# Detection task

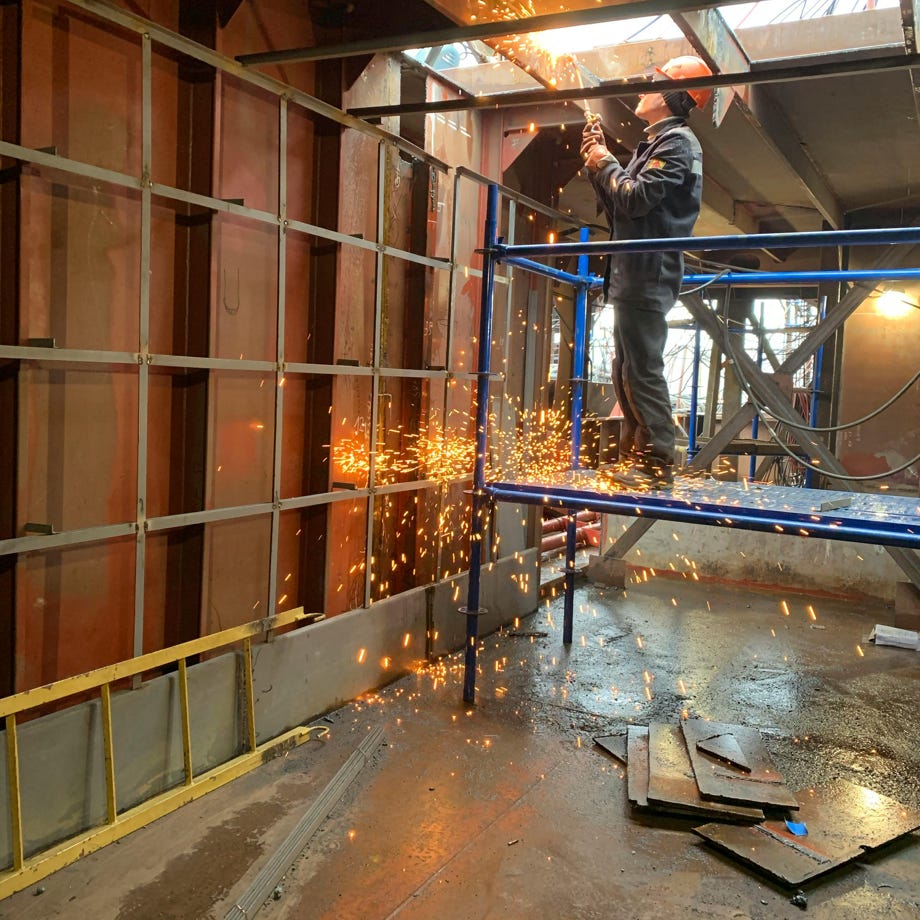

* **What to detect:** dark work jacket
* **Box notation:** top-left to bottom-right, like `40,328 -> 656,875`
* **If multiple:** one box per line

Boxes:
589,116 -> 703,311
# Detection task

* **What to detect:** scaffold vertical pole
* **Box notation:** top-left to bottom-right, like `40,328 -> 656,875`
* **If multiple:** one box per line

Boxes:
687,325 -> 702,459
805,297 -> 827,488
563,228 -> 590,645
462,183 -> 499,704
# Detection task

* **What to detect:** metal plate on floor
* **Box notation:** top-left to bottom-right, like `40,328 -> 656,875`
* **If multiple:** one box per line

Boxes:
595,733 -> 628,765
695,732 -> 751,773
681,719 -> 799,809
646,724 -> 764,822
694,779 -> 920,886
626,725 -> 649,808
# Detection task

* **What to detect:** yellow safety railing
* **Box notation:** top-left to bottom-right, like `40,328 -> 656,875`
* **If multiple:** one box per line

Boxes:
0,607 -> 324,900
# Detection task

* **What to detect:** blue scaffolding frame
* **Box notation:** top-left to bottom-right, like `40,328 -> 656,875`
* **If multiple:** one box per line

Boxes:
461,183 -> 920,703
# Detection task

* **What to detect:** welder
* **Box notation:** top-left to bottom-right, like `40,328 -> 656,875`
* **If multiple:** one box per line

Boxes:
581,55 -> 713,489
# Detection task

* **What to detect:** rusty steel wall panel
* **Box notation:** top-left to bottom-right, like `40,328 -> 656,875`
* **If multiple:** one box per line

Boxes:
22,2 -> 142,176
4,0 -> 514,686
201,514 -> 273,634
16,537 -> 137,689
837,300 -> 920,491
324,58 -> 393,614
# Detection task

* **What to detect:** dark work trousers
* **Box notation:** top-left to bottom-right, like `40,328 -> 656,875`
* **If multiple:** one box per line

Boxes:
611,302 -> 675,465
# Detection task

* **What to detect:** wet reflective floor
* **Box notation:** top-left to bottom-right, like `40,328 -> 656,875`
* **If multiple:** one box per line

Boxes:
4,576 -> 920,920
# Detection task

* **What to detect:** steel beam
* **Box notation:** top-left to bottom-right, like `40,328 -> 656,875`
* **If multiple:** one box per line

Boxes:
899,0 -> 920,136
699,175 -> 758,235
901,0 -> 920,53
349,49 -> 920,118
744,85 -> 843,228
134,34 -> 153,660
669,7 -> 840,231
671,7 -> 750,125
236,0 -> 756,67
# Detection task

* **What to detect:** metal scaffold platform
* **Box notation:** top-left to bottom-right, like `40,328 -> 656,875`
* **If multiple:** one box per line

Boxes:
461,183 -> 920,702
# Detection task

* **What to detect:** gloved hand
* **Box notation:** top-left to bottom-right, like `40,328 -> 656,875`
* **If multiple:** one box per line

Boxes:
583,143 -> 613,172
580,120 -> 606,168
580,119 -> 603,153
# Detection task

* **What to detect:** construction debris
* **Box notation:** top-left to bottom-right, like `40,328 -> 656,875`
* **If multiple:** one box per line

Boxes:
694,779 -> 920,886
593,732 -> 628,764
223,726 -> 385,920
681,719 -> 799,809
694,731 -> 752,773
623,724 -> 762,821
869,624 -> 919,650
596,721 -> 920,890
645,724 -> 764,822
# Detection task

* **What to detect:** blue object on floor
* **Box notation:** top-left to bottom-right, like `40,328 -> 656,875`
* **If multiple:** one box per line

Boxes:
785,819 -> 809,836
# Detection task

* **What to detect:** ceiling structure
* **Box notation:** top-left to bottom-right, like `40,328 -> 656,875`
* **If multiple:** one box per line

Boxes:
239,0 -> 920,247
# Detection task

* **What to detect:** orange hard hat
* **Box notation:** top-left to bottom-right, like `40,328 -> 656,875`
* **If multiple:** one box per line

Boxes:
655,55 -> 713,109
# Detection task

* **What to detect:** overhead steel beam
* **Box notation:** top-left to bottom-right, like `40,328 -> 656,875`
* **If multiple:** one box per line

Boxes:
673,9 -> 844,228
236,0 -> 756,67
900,0 -> 920,139
901,0 -> 920,53
745,85 -> 843,228
671,7 -> 751,125
700,175 -> 758,235
348,48 -> 920,117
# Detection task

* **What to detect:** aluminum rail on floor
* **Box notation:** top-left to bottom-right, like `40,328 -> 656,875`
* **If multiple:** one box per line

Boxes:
460,183 -> 920,703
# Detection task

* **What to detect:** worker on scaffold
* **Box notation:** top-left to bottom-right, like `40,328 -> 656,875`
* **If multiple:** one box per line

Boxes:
581,55 -> 713,490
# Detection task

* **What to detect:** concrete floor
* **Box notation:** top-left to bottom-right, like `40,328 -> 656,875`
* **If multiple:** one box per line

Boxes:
3,572 -> 920,920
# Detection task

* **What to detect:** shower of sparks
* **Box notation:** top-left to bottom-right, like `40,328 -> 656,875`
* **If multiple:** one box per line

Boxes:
490,406 -> 578,483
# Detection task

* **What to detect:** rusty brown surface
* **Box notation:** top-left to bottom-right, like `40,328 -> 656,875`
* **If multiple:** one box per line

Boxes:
594,732 -> 627,765
646,723 -> 764,822
695,778 -> 920,886
694,730 -> 752,773
682,718 -> 799,809
836,302 -> 920,490
626,724 -> 649,808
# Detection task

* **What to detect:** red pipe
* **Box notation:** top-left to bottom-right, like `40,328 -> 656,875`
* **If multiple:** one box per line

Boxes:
541,522 -> 601,553
542,510 -> 599,534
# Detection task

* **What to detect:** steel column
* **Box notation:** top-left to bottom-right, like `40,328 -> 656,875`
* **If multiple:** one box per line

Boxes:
268,96 -> 288,617
804,298 -> 828,489
133,34 -> 153,660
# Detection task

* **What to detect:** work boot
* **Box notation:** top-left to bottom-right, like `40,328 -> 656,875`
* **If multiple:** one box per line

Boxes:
612,459 -> 674,491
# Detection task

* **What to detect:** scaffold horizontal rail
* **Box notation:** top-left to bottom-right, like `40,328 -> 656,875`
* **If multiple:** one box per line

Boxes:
497,225 -> 920,259
486,478 -> 920,551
